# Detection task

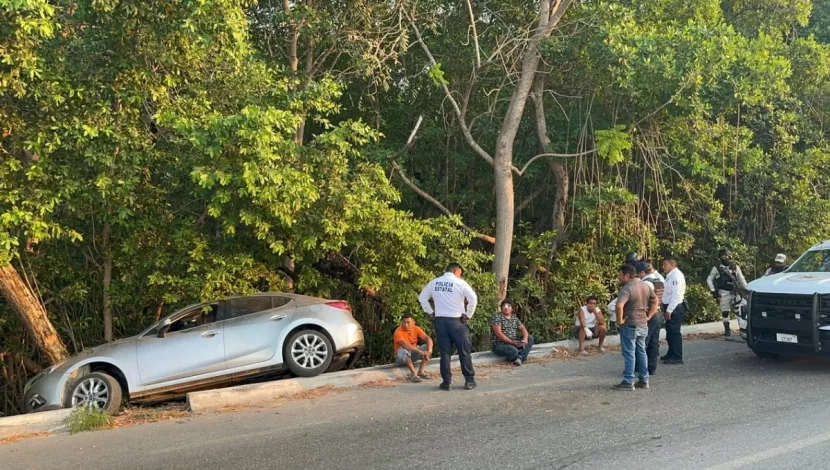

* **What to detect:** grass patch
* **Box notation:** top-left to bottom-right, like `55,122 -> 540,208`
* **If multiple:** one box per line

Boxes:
65,406 -> 113,434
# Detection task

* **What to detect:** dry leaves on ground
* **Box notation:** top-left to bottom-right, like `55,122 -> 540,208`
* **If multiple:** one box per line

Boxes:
0,431 -> 49,445
107,403 -> 191,429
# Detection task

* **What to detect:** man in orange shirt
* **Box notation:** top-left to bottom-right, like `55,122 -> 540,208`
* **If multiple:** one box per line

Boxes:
394,314 -> 434,382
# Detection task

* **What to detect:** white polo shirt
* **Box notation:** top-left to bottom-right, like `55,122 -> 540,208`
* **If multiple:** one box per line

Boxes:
663,268 -> 687,314
418,272 -> 478,319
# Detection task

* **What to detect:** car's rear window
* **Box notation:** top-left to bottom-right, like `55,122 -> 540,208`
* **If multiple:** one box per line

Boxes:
228,296 -> 291,319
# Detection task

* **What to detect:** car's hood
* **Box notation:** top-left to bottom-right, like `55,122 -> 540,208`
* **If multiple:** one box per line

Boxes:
60,335 -> 139,368
748,272 -> 830,295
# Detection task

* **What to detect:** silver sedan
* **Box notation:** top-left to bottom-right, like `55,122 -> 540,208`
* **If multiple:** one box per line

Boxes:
24,293 -> 364,414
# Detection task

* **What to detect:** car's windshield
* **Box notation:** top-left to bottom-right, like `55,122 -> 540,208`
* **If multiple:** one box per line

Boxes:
788,249 -> 830,273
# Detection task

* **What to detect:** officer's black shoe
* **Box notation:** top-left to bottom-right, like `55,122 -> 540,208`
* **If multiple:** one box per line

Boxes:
724,323 -> 732,336
612,381 -> 634,391
660,354 -> 670,361
464,380 -> 477,390
663,358 -> 684,365
439,382 -> 452,391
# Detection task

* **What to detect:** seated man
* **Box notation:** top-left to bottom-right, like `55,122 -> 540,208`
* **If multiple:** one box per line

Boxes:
575,296 -> 608,355
393,314 -> 434,382
491,300 -> 534,366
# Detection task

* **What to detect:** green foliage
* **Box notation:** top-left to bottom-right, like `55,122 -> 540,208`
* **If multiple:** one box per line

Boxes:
684,284 -> 722,324
427,63 -> 450,87
65,406 -> 112,434
595,126 -> 632,164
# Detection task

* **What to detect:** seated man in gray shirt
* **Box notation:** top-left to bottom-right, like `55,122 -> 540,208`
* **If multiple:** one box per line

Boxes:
613,264 -> 659,391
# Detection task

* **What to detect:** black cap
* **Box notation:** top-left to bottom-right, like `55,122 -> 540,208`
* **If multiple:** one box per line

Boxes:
625,252 -> 639,264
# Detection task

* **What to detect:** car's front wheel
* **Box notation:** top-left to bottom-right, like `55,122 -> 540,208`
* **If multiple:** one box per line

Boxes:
285,330 -> 333,377
65,372 -> 123,415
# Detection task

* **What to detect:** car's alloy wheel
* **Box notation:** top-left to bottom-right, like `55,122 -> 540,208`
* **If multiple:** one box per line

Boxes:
71,376 -> 110,409
285,330 -> 334,378
64,371 -> 123,414
291,333 -> 329,369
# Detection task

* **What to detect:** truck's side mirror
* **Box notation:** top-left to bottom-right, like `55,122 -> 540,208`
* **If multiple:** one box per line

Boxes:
157,317 -> 173,338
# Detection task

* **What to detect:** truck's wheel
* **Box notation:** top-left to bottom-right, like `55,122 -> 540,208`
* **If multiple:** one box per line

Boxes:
752,349 -> 780,359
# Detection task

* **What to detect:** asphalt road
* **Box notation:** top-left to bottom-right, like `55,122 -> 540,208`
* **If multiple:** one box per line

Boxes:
4,338 -> 830,470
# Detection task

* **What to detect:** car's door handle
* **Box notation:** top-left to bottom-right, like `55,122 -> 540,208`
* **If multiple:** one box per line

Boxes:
201,330 -> 221,338
269,314 -> 287,321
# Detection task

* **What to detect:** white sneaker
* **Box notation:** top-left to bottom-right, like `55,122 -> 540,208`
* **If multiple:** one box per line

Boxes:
513,358 -> 523,366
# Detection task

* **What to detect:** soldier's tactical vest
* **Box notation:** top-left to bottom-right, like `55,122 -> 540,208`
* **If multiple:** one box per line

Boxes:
716,263 -> 738,291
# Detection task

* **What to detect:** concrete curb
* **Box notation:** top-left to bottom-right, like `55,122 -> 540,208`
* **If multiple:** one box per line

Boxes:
186,321 -> 726,413
0,408 -> 72,440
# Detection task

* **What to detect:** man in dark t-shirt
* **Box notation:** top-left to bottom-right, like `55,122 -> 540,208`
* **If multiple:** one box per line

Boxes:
613,264 -> 658,391
490,300 -> 534,366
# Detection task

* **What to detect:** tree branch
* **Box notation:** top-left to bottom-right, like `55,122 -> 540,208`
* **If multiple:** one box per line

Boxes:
387,117 -> 496,245
516,185 -> 546,213
518,149 -> 596,176
464,0 -> 482,68
405,12 -> 496,168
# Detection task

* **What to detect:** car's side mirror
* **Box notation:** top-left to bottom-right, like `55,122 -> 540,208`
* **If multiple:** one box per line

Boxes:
157,318 -> 173,339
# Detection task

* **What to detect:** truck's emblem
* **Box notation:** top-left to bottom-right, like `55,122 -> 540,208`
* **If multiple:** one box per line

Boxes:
762,312 -> 767,317
795,314 -> 801,320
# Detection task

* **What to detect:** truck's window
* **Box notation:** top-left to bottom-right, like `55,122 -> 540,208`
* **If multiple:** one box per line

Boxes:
789,249 -> 830,273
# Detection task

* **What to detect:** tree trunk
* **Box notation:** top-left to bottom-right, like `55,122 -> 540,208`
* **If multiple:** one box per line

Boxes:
533,64 -> 569,248
0,264 -> 67,364
102,223 -> 113,342
490,0 -> 557,301
282,254 -> 296,292
550,162 -> 569,243
493,160 -> 515,300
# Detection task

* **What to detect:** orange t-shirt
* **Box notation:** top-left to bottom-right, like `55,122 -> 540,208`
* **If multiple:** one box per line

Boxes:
393,325 -> 426,354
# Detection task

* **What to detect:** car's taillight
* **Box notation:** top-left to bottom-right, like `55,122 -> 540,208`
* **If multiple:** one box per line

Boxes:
326,301 -> 352,313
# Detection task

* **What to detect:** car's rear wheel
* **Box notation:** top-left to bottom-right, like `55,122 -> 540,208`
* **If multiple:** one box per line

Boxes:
65,372 -> 123,415
285,330 -> 333,377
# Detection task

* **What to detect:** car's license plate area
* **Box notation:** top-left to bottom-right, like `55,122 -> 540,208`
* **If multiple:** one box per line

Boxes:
776,333 -> 798,344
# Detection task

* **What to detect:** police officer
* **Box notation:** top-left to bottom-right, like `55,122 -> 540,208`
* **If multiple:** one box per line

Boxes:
764,253 -> 789,276
418,263 -> 479,391
706,249 -> 747,337
636,261 -> 665,375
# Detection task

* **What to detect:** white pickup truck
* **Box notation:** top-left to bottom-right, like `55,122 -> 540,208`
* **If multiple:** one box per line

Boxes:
740,241 -> 830,358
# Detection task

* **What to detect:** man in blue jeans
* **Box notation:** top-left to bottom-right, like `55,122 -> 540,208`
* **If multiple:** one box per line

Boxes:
490,299 -> 534,366
613,264 -> 659,391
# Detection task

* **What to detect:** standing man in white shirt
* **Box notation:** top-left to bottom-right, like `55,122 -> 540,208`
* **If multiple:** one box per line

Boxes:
418,263 -> 479,391
661,257 -> 687,365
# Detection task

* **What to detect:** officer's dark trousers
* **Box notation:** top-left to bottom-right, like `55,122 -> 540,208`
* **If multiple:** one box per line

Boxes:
635,313 -> 662,374
663,302 -> 687,360
434,317 -> 475,384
